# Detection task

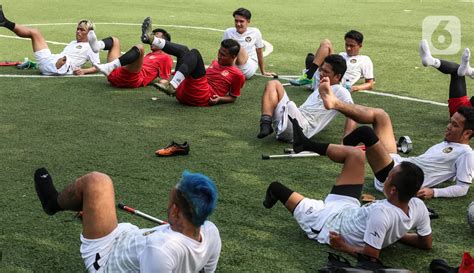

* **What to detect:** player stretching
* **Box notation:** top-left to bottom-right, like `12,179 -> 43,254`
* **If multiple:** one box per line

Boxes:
0,5 -> 99,76
140,17 -> 245,106
89,28 -> 173,88
264,118 -> 432,258
34,169 -> 221,272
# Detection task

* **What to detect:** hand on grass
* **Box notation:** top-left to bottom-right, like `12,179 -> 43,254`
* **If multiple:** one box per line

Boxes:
416,187 -> 434,199
209,95 -> 220,105
73,68 -> 85,75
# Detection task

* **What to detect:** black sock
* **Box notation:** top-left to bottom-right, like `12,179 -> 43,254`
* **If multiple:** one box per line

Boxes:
305,63 -> 319,79
257,115 -> 273,139
374,161 -> 395,183
263,181 -> 294,209
34,168 -> 62,215
290,116 -> 329,155
343,126 -> 379,147
118,46 -> 140,66
305,53 -> 315,70
0,7 -> 15,31
102,37 -> 114,51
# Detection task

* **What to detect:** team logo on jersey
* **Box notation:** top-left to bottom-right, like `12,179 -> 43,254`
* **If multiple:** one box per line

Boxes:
76,45 -> 83,49
443,147 -> 453,153
149,56 -> 156,59
350,59 -> 357,64
142,230 -> 157,236
245,36 -> 252,42
221,70 -> 229,77
305,206 -> 314,215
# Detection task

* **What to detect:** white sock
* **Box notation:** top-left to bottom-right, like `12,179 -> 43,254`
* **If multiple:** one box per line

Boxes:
458,48 -> 474,78
93,59 -> 121,76
419,39 -> 440,68
170,71 -> 185,88
151,37 -> 166,50
88,30 -> 105,53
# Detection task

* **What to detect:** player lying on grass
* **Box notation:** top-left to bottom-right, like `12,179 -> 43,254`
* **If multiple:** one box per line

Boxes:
140,17 -> 245,106
290,30 -> 374,92
89,28 -> 173,88
0,5 -> 99,76
222,7 -> 276,79
294,76 -> 474,199
34,168 -> 221,272
419,39 -> 474,116
263,120 -> 432,258
257,54 -> 356,142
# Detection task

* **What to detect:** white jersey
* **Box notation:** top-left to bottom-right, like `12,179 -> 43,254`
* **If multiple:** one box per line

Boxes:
402,141 -> 473,188
312,53 -> 374,90
299,84 -> 353,137
35,41 -> 99,75
323,198 -> 431,249
60,41 -> 100,70
222,27 -> 264,63
104,221 -> 221,273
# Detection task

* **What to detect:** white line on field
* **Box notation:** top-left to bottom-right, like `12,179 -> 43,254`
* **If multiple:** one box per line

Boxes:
0,74 -> 103,78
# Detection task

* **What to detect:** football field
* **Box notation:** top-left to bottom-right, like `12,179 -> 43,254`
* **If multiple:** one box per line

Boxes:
0,0 -> 473,272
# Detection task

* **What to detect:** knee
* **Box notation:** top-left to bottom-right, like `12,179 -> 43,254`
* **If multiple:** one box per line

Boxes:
30,28 -> 43,39
349,148 -> 366,162
264,80 -> 283,94
320,38 -> 332,49
135,43 -> 145,52
111,36 -> 120,46
81,172 -> 113,191
373,108 -> 391,122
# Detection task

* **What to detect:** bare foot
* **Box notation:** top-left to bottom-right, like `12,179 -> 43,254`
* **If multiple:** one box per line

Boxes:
318,76 -> 338,109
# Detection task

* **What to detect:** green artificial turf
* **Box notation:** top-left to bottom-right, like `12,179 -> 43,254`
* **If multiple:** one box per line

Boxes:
0,0 -> 473,272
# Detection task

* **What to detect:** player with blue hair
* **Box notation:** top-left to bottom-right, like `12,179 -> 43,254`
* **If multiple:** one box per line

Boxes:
33,168 -> 221,272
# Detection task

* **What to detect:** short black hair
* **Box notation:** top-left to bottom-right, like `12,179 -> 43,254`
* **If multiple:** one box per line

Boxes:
221,38 -> 241,57
345,30 -> 364,44
391,162 -> 424,203
324,54 -> 347,80
233,7 -> 251,20
457,106 -> 474,139
152,28 -> 171,42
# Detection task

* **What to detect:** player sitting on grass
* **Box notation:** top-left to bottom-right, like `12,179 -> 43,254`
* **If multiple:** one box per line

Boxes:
263,119 -> 432,258
89,28 -> 173,88
296,76 -> 474,199
419,39 -> 474,116
222,7 -> 276,79
257,54 -> 356,142
0,5 -> 99,76
140,17 -> 246,107
290,30 -> 374,92
34,168 -> 221,272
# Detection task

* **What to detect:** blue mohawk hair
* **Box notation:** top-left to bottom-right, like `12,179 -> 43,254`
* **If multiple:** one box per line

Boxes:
176,171 -> 218,226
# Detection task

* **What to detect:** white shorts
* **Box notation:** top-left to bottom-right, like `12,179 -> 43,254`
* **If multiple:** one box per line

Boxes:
80,223 -> 138,273
272,92 -> 309,142
374,153 -> 403,192
237,58 -> 258,79
293,194 -> 360,243
34,48 -> 72,75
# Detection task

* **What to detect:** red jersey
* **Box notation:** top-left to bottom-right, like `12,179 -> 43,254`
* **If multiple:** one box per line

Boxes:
108,51 -> 173,88
175,60 -> 245,106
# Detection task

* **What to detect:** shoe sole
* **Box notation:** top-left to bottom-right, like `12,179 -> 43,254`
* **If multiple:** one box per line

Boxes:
156,150 -> 189,157
153,83 -> 176,96
141,17 -> 152,44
